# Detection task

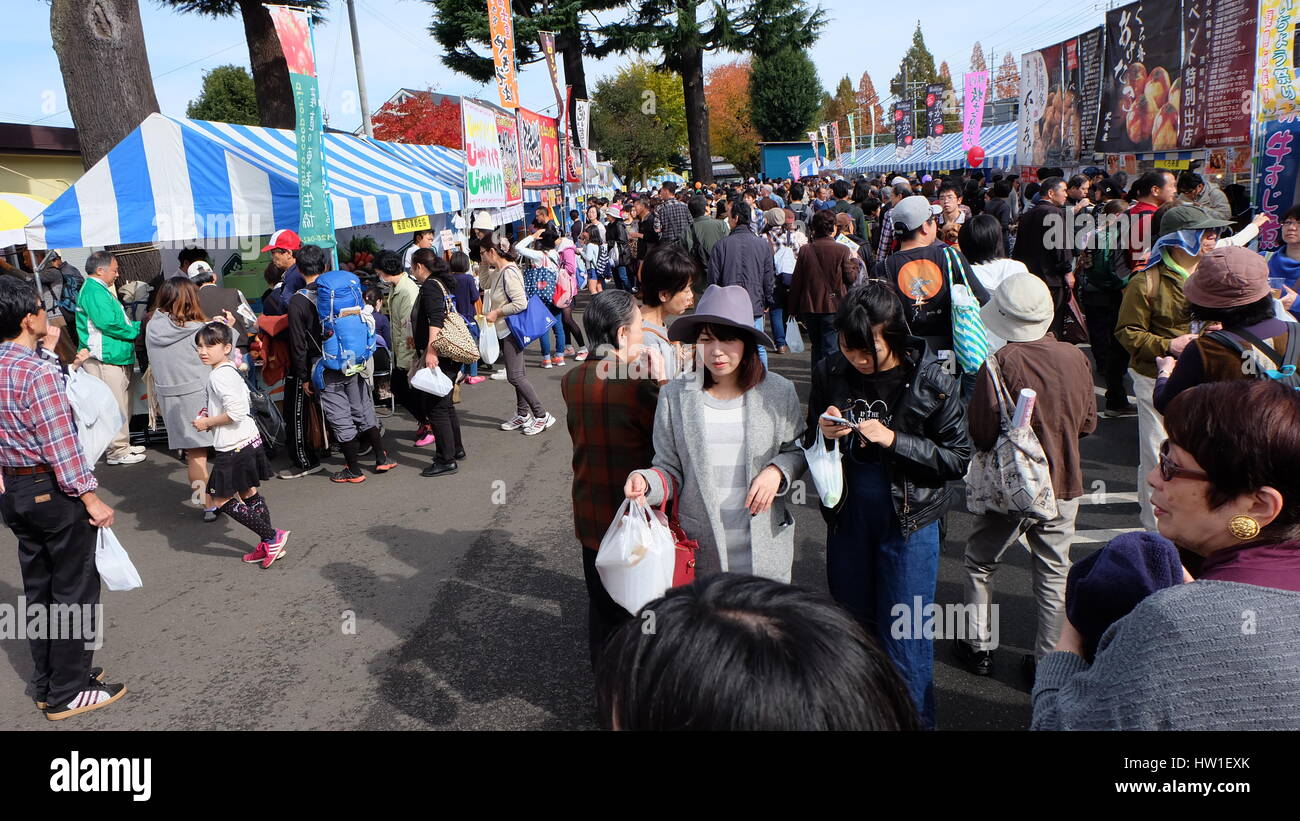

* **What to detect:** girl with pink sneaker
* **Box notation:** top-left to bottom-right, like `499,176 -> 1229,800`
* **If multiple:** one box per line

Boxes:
192,321 -> 289,568
450,252 -> 487,385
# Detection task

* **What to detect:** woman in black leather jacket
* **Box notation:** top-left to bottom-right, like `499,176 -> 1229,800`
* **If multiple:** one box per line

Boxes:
804,281 -> 971,729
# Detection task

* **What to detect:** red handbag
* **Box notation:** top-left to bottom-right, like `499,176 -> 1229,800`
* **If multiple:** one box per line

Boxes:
651,468 -> 699,587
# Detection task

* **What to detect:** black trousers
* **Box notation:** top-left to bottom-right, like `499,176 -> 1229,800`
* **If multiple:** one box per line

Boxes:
582,547 -> 631,668
0,472 -> 98,707
1082,290 -> 1131,409
392,367 -> 431,426
427,358 -> 464,463
284,373 -> 321,471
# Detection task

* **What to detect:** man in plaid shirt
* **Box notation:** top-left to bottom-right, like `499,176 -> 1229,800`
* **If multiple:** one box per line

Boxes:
561,291 -> 662,663
653,182 -> 693,245
0,277 -> 125,720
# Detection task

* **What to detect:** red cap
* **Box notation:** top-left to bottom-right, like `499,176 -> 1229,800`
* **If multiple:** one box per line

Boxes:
261,228 -> 302,254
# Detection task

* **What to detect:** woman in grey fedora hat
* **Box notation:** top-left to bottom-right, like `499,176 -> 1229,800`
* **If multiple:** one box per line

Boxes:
624,285 -> 808,583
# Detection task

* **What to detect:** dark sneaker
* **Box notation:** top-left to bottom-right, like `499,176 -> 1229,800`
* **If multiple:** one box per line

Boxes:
1101,403 -> 1139,418
953,639 -> 993,676
329,467 -> 367,484
35,667 -> 105,710
420,460 -> 459,477
278,464 -> 324,480
44,682 -> 127,720
374,454 -> 398,472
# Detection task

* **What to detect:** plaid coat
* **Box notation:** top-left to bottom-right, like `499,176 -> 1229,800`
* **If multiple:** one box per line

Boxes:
562,359 -> 661,551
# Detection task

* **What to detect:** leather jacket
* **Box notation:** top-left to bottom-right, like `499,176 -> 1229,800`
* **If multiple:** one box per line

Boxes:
805,337 -> 971,535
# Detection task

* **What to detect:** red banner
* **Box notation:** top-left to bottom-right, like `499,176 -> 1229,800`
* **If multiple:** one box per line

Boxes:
518,108 -> 560,187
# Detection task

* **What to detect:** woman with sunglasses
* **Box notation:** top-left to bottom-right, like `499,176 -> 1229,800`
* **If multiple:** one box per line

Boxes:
1033,380 -> 1300,730
808,281 -> 972,729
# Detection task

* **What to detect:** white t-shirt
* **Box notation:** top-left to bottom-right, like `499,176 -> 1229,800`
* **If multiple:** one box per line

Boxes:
205,362 -> 259,452
970,257 -> 1029,294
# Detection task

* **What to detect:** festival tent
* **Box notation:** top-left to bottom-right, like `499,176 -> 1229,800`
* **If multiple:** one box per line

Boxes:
796,122 -> 1020,177
25,113 -> 466,249
365,138 -> 466,192
0,192 -> 51,247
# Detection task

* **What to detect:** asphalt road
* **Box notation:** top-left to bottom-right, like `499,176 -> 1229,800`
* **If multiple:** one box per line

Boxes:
0,297 -> 1144,730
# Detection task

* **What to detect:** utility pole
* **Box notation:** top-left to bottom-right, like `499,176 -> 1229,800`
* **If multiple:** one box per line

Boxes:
346,0 -> 374,138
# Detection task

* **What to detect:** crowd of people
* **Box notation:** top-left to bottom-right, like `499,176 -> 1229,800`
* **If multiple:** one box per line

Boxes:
1,160 -> 1298,729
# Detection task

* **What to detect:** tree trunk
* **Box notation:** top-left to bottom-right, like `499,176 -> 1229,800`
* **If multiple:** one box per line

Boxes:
50,0 -> 161,283
239,0 -> 296,130
557,29 -> 588,131
680,46 -> 713,184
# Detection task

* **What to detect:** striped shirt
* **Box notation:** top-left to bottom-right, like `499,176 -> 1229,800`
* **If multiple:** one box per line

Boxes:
702,392 -> 751,574
0,342 -> 96,496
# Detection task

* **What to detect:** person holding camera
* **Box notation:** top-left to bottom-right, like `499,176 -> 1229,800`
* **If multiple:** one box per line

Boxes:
807,281 -> 972,729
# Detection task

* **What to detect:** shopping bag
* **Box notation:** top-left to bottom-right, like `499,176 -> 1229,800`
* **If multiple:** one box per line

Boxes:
410,366 -> 454,397
505,295 -> 558,348
801,429 -> 844,509
785,316 -> 806,353
478,323 -> 501,365
95,527 -> 142,591
595,498 -> 677,615
964,356 -> 1058,521
943,245 -> 990,374
65,369 -> 125,466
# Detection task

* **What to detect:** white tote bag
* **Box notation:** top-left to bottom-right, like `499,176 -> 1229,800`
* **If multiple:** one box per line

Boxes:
410,366 -> 454,397
96,527 -> 143,591
65,369 -> 126,466
595,498 -> 677,615
477,321 -> 500,365
785,316 -> 806,353
801,429 -> 844,509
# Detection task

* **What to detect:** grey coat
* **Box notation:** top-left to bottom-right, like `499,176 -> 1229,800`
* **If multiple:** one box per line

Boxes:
633,372 -> 808,583
145,312 -> 214,450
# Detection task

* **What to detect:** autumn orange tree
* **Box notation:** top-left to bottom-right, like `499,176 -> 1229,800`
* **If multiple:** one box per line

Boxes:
706,60 -> 760,177
372,92 -> 464,149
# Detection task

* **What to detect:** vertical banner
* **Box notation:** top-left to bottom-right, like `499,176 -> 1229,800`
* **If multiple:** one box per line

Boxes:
486,0 -> 519,109
574,99 -> 591,151
819,123 -> 829,155
461,99 -> 507,208
962,71 -> 990,151
1257,121 -> 1300,251
894,102 -> 914,159
518,108 -> 560,187
832,121 -> 843,160
266,5 -> 333,248
1258,0 -> 1300,119
807,130 -> 821,174
1198,0 -> 1256,148
788,155 -> 801,178
925,83 -> 944,154
496,111 -> 523,206
538,31 -> 565,114
848,112 -> 858,154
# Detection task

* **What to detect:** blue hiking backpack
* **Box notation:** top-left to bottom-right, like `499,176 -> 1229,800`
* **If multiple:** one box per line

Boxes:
306,270 -> 376,386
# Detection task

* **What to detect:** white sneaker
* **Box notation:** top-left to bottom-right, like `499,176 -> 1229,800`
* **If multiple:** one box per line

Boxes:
490,370 -> 508,380
107,452 -> 145,465
128,445 -> 146,455
500,413 -> 533,431
522,412 -> 556,436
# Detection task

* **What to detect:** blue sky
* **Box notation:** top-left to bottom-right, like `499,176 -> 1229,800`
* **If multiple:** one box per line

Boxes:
3,0 -> 1113,132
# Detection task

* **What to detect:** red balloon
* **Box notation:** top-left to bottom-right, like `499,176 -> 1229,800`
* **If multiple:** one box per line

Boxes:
967,146 -> 985,167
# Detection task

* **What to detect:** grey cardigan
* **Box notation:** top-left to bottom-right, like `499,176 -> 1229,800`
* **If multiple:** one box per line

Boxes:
1032,581 -> 1300,730
633,372 -> 808,582
480,262 -> 528,340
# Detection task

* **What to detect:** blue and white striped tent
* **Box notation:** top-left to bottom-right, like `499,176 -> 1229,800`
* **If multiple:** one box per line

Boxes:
25,113 -> 466,249
366,138 -> 466,192
795,123 -> 1020,177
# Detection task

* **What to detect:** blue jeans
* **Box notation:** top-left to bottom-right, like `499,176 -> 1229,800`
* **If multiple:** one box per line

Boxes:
827,454 -> 940,729
616,265 -> 635,293
770,306 -> 787,348
752,316 -> 769,367
538,303 -> 566,359
801,313 -> 839,368
462,319 -> 480,378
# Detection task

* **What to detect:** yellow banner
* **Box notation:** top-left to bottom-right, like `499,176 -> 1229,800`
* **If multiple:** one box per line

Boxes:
393,215 -> 431,234
1154,159 -> 1191,170
487,0 -> 520,109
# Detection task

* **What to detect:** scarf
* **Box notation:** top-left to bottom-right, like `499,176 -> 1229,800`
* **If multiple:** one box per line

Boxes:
1199,539 -> 1300,591
1142,229 -> 1205,275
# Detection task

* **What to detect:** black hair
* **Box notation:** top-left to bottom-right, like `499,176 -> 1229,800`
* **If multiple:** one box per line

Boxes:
695,323 -> 765,392
374,250 -> 403,276
990,180 -> 1011,198
789,182 -> 805,201
295,244 -> 328,278
448,251 -> 471,275
851,179 -> 872,204
0,276 -> 40,340
413,229 -> 435,242
861,197 -> 881,218
411,247 -> 455,293
1039,176 -> 1066,196
1067,174 -> 1089,191
831,179 -> 850,200
661,181 -> 678,194
1177,171 -> 1204,194
810,208 -> 837,239
178,247 -> 210,269
836,280 -> 910,374
729,194 -> 752,226
937,180 -> 962,200
193,320 -> 233,348
714,200 -> 728,220
640,243 -> 698,306
958,214 -> 1006,265
569,209 -> 580,220
1132,170 -> 1173,200
583,289 -> 638,352
688,195 -> 708,219
363,285 -> 383,308
1283,204 -> 1300,225
1186,294 -> 1276,327
595,573 -> 920,731
1024,182 -> 1041,200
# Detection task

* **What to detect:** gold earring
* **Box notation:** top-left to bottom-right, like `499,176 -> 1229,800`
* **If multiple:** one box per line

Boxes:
1227,515 -> 1260,541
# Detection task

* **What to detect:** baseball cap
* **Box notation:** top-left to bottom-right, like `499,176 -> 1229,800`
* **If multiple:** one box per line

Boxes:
891,195 -> 942,231
260,228 -> 302,254
1184,246 -> 1271,308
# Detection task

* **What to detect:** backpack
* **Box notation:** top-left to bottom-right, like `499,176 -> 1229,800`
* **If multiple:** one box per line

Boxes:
56,269 -> 83,315
522,256 -> 559,304
309,269 -> 376,377
1082,226 -> 1128,293
1205,327 -> 1300,389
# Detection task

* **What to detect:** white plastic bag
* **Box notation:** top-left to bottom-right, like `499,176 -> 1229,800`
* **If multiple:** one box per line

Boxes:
596,498 -> 677,615
65,369 -> 126,466
410,366 -> 454,397
785,316 -> 806,353
802,429 -> 844,509
95,527 -> 142,591
478,325 -> 501,365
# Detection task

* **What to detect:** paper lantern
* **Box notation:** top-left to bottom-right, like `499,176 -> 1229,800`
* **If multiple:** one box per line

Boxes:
967,146 -> 985,167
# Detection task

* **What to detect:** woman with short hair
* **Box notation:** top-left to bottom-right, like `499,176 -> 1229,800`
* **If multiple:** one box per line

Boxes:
958,214 -> 1029,294
637,243 -> 697,381
1033,380 -> 1300,730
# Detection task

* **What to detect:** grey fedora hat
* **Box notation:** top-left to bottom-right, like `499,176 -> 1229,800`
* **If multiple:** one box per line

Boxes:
668,284 -> 775,349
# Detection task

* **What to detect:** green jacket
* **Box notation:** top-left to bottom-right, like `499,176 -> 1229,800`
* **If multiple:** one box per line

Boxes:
1115,257 -> 1189,378
832,199 -> 868,241
383,273 -> 420,371
76,276 -> 139,366
682,215 -> 730,265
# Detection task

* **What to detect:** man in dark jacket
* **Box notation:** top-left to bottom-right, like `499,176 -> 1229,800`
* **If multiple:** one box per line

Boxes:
1012,176 -> 1075,333
707,195 -> 776,366
788,209 -> 856,367
830,179 -> 868,240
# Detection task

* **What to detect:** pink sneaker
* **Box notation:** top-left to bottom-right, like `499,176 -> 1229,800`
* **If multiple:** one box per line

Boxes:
415,432 -> 436,447
465,376 -> 487,385
262,530 -> 290,569
243,542 -> 268,564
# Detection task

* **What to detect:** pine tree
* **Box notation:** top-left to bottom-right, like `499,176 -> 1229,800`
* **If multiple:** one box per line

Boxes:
889,22 -> 939,98
186,65 -> 259,125
750,48 -> 821,142
995,52 -> 1020,99
970,42 -> 987,75
857,71 -> 885,134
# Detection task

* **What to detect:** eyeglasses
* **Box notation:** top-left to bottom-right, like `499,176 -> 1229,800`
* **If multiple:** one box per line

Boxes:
1158,440 -> 1209,483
